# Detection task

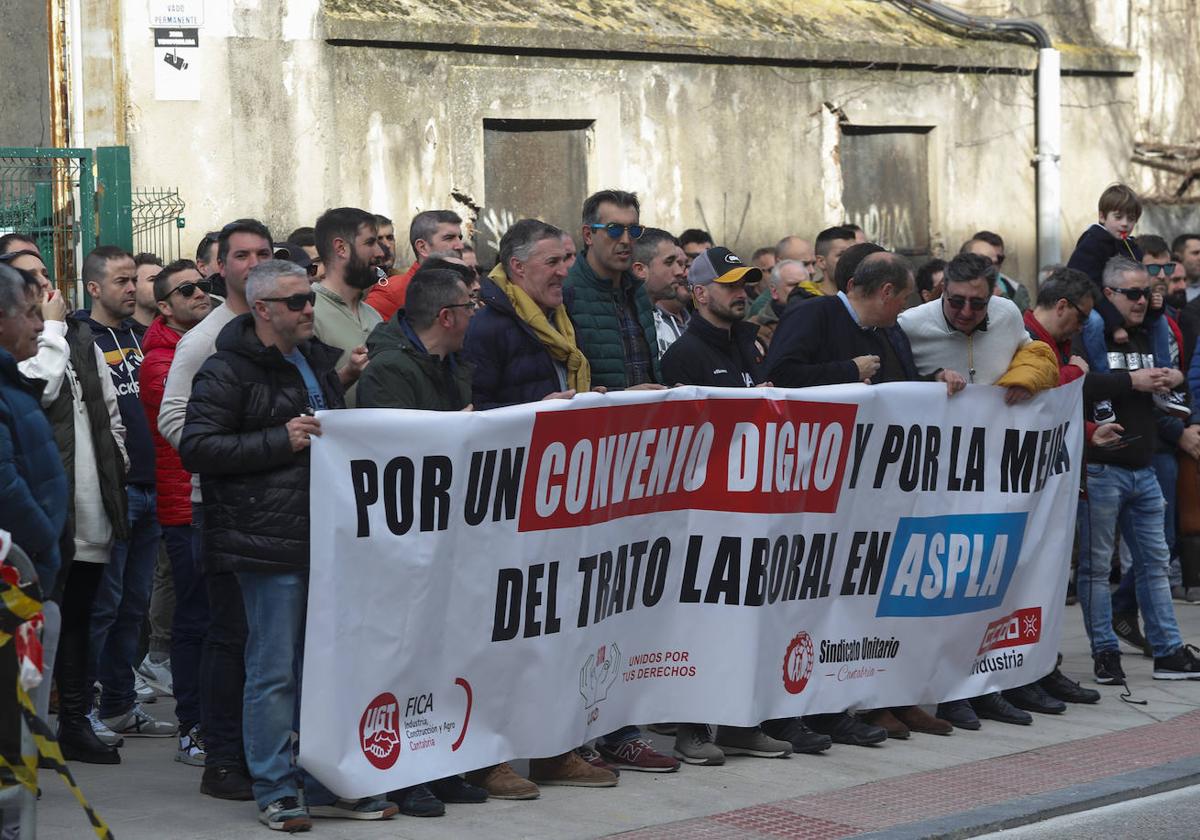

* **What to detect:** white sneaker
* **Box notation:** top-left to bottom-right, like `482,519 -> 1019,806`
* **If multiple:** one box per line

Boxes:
136,654 -> 174,696
101,703 -> 177,737
134,671 -> 157,704
87,709 -> 125,747
175,725 -> 207,766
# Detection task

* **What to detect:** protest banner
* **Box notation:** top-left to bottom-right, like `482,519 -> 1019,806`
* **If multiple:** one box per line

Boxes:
300,380 -> 1082,796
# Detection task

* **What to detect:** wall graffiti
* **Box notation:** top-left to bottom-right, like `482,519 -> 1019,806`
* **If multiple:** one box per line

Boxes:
850,203 -> 916,252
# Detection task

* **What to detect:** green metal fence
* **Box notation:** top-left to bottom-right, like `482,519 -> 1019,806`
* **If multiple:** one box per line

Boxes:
0,148 -> 95,286
132,187 -> 186,261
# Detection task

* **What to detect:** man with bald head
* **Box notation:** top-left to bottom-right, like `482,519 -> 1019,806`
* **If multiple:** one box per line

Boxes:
749,236 -> 817,318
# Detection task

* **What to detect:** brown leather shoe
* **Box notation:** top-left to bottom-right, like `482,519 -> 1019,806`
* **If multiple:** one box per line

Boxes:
529,750 -> 619,787
892,705 -> 954,735
464,763 -> 540,800
862,708 -> 910,739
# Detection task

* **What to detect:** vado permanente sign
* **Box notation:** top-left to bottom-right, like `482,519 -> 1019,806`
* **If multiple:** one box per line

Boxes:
301,381 -> 1081,796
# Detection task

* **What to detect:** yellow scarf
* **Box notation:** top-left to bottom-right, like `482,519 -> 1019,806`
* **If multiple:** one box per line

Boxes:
487,264 -> 591,393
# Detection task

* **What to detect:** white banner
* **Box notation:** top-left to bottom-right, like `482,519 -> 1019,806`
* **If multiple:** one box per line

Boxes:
301,380 -> 1082,796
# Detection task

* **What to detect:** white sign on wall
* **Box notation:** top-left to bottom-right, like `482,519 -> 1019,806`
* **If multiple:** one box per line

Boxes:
153,28 -> 200,101
149,0 -> 205,27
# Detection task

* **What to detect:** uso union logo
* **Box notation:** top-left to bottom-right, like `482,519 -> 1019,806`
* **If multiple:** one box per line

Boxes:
360,692 -> 401,770
782,632 -> 815,695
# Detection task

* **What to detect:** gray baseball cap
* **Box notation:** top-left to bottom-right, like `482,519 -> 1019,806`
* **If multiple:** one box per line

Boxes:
687,247 -> 762,287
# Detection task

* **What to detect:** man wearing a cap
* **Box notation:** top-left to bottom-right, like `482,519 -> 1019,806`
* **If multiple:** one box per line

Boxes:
311,207 -> 379,406
661,248 -> 762,388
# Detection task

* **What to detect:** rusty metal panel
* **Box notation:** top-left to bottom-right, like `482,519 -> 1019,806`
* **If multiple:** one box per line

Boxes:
479,119 -> 591,266
841,126 -> 931,256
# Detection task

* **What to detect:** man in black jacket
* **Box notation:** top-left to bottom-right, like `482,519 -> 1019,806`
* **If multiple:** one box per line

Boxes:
180,260 -> 396,832
661,247 -> 762,388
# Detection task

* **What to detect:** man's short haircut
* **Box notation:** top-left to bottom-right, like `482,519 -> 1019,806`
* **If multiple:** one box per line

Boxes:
499,219 -> 564,275
134,252 -> 163,268
0,263 -> 29,316
82,245 -> 133,286
1035,266 -> 1093,308
582,190 -> 641,226
246,259 -> 307,309
405,268 -> 469,330
751,246 -> 774,262
841,222 -> 865,235
815,225 -> 857,257
1102,255 -> 1147,289
288,226 -> 316,247
633,228 -> 678,265
677,228 -> 713,248
153,259 -> 200,302
851,253 -> 911,296
373,214 -> 393,227
409,210 -> 463,252
943,252 -> 998,292
314,207 -> 376,262
835,242 -> 887,291
1138,234 -> 1170,258
971,230 -> 1005,249
0,233 -> 37,256
421,257 -> 476,285
194,231 -> 220,263
915,258 -> 947,295
217,218 -> 272,263
769,260 -> 805,290
1098,183 -> 1142,220
1171,233 -> 1200,258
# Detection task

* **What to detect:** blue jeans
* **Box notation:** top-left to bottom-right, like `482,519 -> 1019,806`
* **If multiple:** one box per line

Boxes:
238,570 -> 335,809
92,485 -> 162,717
1082,310 -> 1171,373
163,524 -> 209,732
1112,451 -> 1183,614
1078,463 -> 1183,657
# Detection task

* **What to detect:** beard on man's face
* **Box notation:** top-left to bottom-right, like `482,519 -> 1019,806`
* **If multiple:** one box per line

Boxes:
1167,290 -> 1187,311
345,252 -> 379,290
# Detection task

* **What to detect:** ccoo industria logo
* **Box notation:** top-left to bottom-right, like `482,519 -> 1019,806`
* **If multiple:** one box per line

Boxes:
876,513 -> 1027,617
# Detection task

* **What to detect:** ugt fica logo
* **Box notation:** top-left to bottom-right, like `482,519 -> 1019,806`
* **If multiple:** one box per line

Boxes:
359,692 -> 401,770
580,642 -> 621,710
782,632 -> 815,695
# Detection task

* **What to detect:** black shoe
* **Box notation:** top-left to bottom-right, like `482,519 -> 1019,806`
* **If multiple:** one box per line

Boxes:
200,764 -> 255,801
1003,682 -> 1066,715
970,692 -> 1032,725
1065,578 -> 1078,606
56,715 -> 121,765
804,712 -> 887,746
760,717 -> 833,754
1153,644 -> 1200,680
1113,612 -> 1152,658
388,783 -> 446,817
429,775 -> 488,803
1094,649 -> 1126,685
936,699 -> 981,731
1039,668 -> 1101,704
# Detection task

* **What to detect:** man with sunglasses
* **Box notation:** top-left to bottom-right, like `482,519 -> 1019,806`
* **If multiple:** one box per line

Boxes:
564,189 -> 663,391
138,259 -> 213,765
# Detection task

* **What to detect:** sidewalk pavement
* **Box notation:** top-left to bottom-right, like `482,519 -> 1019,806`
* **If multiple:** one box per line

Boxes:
36,603 -> 1200,839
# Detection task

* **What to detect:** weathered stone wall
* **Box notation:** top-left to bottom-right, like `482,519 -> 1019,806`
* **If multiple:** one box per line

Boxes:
0,0 -> 51,148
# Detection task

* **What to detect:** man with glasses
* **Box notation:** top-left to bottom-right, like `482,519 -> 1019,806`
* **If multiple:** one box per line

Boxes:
966,231 -> 1031,313
564,189 -> 664,391
1077,256 -> 1200,685
180,260 -> 397,831
311,207 -> 379,406
138,259 -> 213,765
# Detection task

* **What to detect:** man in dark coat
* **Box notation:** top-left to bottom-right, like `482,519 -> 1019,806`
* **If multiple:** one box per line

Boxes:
180,260 -> 396,832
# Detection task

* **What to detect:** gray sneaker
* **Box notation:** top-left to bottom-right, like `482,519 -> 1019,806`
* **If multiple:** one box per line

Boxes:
101,703 -> 177,737
673,723 -> 724,765
133,671 -> 157,704
176,725 -> 207,766
715,725 -> 792,758
86,709 -> 125,747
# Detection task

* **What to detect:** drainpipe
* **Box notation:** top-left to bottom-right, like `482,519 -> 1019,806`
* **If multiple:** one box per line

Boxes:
892,1 -> 1060,270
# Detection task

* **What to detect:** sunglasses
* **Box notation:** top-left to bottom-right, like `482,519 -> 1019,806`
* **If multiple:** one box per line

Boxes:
1110,287 -> 1150,301
441,301 -> 478,314
588,223 -> 645,240
945,295 -> 988,312
259,291 -> 316,311
157,279 -> 212,302
1145,263 -> 1177,277
305,262 -> 320,277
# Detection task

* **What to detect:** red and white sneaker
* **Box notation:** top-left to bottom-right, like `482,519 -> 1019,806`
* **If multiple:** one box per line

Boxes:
597,737 -> 680,773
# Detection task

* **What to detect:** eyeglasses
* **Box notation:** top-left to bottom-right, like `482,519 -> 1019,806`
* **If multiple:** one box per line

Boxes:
1145,263 -> 1177,277
441,302 -> 478,315
1067,299 -> 1088,322
258,291 -> 316,311
157,279 -> 211,302
305,262 -> 320,277
1111,287 -> 1150,301
945,295 -> 988,312
588,223 -> 645,240
994,254 -> 1006,267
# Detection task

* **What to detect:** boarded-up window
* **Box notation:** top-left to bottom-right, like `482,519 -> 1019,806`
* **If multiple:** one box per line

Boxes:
841,126 -> 932,256
479,119 -> 592,267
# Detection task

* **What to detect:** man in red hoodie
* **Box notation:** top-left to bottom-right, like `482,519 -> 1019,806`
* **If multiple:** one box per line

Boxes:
139,258 -> 213,765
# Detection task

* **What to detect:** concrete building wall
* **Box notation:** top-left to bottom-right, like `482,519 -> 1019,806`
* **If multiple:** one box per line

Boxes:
0,0 -> 51,148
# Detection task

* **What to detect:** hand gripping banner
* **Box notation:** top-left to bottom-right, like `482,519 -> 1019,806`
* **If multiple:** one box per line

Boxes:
301,380 -> 1082,796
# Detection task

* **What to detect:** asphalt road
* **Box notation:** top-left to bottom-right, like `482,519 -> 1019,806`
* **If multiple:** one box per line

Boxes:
980,783 -> 1200,839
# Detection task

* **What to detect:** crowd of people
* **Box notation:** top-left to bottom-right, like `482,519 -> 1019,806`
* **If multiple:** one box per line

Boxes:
3,182 -> 1200,833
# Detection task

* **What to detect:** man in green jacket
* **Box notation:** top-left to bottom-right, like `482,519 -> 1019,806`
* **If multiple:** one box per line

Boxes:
564,190 -> 663,389
356,268 -> 474,411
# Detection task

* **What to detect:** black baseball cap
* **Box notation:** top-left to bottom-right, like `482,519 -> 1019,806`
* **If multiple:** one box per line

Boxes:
687,247 -> 762,287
